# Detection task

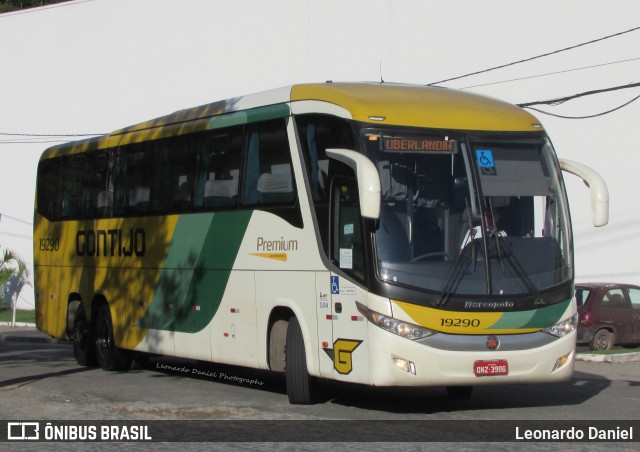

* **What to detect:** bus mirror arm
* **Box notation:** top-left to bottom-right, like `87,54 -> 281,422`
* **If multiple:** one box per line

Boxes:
559,159 -> 609,227
326,148 -> 381,219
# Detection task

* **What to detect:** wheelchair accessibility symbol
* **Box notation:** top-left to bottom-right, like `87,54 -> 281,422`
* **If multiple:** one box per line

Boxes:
331,276 -> 339,294
476,149 -> 496,175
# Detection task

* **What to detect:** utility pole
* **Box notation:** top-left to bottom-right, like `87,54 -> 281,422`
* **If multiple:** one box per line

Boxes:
11,292 -> 16,327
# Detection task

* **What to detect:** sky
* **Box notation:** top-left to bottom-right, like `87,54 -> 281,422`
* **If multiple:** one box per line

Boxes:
1,0 -> 639,308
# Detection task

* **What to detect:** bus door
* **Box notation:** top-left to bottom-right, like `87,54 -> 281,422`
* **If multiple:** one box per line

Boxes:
326,178 -> 369,382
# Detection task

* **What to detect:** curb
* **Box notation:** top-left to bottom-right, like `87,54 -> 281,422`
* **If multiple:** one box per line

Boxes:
0,334 -> 62,344
575,352 -> 640,363
0,322 -> 37,327
0,323 -> 63,344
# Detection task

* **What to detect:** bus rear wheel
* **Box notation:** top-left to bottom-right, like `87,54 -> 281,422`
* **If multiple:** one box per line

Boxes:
285,316 -> 315,404
72,303 -> 96,367
94,304 -> 132,371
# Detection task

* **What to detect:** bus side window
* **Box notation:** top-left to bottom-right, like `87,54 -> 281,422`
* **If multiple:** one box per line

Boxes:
296,114 -> 356,257
195,126 -> 242,210
331,178 -> 365,282
36,158 -> 60,220
242,119 -> 295,206
60,154 -> 86,219
114,147 -> 151,216
85,152 -> 111,218
296,114 -> 354,204
158,138 -> 196,213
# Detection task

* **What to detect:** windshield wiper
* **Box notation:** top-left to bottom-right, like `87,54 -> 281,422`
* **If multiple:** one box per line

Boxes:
493,234 -> 546,305
436,201 -> 477,307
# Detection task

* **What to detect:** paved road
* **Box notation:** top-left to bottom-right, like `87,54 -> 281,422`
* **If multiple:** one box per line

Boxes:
1,325 -> 639,450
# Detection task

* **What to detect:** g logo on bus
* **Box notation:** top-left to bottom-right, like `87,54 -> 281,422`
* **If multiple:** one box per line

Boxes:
323,339 -> 362,375
485,335 -> 500,351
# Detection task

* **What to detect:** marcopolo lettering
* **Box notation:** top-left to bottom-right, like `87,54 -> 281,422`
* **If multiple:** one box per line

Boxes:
76,228 -> 145,257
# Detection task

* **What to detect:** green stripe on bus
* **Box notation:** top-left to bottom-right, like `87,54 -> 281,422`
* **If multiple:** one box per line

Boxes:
138,210 -> 252,332
520,298 -> 571,329
488,298 -> 571,330
208,104 -> 290,130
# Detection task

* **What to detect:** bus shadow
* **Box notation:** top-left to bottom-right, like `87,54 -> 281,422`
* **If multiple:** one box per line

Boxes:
319,369 -> 616,413
133,353 -> 624,414
134,354 -> 288,397
0,366 -> 94,390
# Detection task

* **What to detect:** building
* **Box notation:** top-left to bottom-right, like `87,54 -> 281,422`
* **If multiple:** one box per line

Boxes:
1,0 -> 639,309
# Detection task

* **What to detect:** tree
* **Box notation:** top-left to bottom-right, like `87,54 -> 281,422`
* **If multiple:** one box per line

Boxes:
0,248 -> 32,327
0,248 -> 19,289
0,1 -> 71,14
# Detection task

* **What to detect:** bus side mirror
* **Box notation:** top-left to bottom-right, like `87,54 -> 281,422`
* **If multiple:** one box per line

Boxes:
326,148 -> 381,219
559,159 -> 609,227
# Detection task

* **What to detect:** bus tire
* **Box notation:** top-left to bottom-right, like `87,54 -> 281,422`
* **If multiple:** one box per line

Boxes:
446,385 -> 473,399
268,319 -> 288,372
94,304 -> 132,371
285,316 -> 314,404
72,303 -> 97,367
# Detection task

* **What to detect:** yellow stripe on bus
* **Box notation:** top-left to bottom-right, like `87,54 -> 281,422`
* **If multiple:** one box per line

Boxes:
393,300 -> 540,335
291,83 -> 541,132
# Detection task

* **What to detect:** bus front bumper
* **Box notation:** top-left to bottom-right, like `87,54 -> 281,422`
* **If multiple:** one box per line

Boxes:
366,326 -> 576,387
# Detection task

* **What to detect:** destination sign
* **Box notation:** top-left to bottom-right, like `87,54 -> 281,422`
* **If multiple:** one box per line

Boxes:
373,135 -> 456,153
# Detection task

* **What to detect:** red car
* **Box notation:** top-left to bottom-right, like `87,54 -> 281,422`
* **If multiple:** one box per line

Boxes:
575,283 -> 640,350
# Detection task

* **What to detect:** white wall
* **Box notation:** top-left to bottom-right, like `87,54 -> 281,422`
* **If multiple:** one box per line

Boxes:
1,0 -> 639,308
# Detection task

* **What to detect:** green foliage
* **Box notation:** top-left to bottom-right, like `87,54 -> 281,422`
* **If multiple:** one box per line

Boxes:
0,308 -> 35,323
0,248 -> 18,288
0,247 -> 31,310
583,346 -> 640,355
0,1 -> 71,14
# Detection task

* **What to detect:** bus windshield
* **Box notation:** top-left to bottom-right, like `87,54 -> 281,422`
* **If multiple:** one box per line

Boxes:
362,128 -> 572,297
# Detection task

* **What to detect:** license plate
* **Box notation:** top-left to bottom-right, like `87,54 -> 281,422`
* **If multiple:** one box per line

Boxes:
474,360 -> 508,377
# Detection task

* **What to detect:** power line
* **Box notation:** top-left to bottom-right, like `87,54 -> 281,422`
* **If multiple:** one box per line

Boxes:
0,132 -> 102,145
0,213 -> 33,226
428,25 -> 640,86
0,140 -> 72,145
459,57 -> 640,89
0,132 -> 103,137
17,293 -> 35,309
526,94 -> 640,119
518,82 -> 640,107
518,82 -> 640,119
0,231 -> 33,240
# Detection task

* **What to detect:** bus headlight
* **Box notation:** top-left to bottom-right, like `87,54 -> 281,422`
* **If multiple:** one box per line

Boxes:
543,313 -> 578,338
356,301 -> 435,340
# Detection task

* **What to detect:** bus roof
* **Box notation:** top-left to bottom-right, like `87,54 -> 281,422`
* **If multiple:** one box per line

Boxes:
290,83 -> 541,132
40,82 -> 542,159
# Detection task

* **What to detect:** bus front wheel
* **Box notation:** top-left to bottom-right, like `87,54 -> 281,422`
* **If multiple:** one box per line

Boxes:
94,304 -> 132,371
285,316 -> 315,404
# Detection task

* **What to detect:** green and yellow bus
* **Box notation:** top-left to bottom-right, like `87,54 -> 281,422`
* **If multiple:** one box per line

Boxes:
34,83 -> 608,403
